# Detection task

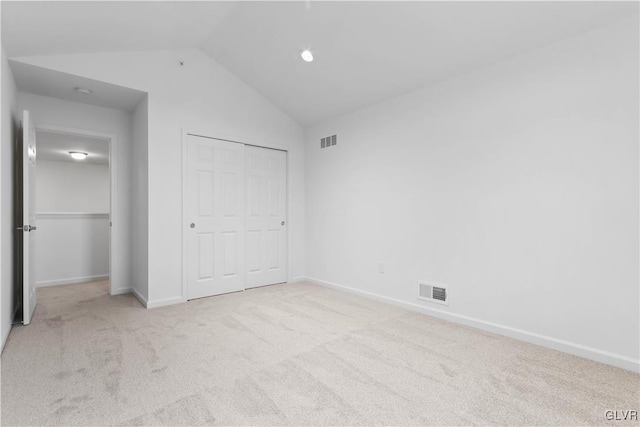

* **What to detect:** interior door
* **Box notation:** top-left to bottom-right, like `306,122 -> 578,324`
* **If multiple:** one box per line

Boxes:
245,145 -> 287,288
20,110 -> 37,324
186,135 -> 245,299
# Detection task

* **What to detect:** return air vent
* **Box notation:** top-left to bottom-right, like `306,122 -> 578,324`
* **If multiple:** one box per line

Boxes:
418,281 -> 448,305
321,134 -> 337,149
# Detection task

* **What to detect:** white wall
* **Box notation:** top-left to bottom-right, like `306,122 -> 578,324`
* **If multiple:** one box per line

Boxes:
1,47 -> 18,351
17,93 -> 133,294
13,48 -> 306,307
131,96 -> 148,302
35,213 -> 109,287
37,160 -> 109,212
305,18 -> 639,371
35,160 -> 109,286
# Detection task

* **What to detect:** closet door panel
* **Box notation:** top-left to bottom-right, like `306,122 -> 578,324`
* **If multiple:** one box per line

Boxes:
245,146 -> 287,288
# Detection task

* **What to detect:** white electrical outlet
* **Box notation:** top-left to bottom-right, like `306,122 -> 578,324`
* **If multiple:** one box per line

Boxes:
378,262 -> 385,273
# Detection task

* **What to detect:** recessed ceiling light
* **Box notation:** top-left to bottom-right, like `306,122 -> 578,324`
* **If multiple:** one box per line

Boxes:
69,151 -> 88,160
74,87 -> 92,95
300,49 -> 314,63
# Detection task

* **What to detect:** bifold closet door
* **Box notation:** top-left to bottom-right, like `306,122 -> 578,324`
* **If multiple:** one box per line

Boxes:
186,135 -> 245,300
245,146 -> 287,288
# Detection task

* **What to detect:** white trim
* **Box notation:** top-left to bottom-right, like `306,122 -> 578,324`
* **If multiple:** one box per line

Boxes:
181,128 -> 294,303
36,212 -> 109,219
285,150 -> 293,286
147,296 -> 184,309
304,276 -> 640,373
182,129 -> 188,302
34,123 -> 117,297
36,274 -> 109,287
132,287 -> 148,308
1,322 -> 11,355
289,276 -> 307,283
110,287 -> 132,296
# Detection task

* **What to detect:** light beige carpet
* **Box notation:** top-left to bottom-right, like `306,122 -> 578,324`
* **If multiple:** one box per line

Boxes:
0,280 -> 638,426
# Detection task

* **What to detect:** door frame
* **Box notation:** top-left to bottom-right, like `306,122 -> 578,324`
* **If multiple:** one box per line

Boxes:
181,128 -> 292,302
34,123 -> 117,295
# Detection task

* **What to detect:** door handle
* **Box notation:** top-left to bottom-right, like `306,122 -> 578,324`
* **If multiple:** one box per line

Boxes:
281,221 -> 285,226
190,223 -> 196,229
16,225 -> 37,232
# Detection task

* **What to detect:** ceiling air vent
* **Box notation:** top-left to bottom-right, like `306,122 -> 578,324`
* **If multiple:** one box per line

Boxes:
321,134 -> 337,149
418,281 -> 448,305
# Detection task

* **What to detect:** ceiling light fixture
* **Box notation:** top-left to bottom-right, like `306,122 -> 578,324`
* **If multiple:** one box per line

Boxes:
300,49 -> 314,62
74,87 -> 92,95
69,151 -> 88,160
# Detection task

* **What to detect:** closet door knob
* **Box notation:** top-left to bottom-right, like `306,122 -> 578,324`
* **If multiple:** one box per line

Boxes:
190,223 -> 195,229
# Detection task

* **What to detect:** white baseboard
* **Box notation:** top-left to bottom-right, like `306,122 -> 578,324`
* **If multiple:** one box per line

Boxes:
146,296 -> 184,309
289,276 -> 308,283
1,323 -> 12,354
110,287 -> 132,296
130,289 -> 182,309
131,288 -> 148,308
304,276 -> 640,373
36,275 -> 109,287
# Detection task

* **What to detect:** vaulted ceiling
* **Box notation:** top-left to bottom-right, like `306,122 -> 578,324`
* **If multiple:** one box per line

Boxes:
3,1 -> 637,126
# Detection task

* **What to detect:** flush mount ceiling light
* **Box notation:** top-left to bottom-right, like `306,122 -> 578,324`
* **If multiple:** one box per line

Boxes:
74,87 -> 92,95
300,49 -> 314,62
69,151 -> 88,160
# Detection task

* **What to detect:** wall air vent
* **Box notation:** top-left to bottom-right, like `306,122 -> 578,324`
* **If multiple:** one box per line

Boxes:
418,281 -> 448,305
321,134 -> 337,149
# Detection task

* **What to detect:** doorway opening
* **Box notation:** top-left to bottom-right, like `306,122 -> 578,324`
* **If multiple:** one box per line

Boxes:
34,127 -> 114,297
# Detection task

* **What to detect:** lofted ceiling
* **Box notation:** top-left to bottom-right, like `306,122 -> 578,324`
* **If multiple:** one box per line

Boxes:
1,1 -> 236,57
3,1 -> 638,126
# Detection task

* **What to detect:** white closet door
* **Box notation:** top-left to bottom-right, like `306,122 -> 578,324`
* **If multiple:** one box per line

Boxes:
245,145 -> 287,288
186,135 -> 245,300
